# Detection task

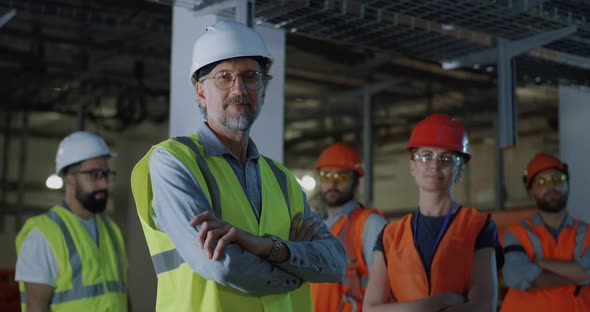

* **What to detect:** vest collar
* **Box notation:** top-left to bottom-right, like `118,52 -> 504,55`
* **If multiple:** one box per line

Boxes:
531,212 -> 574,228
197,122 -> 260,161
325,199 -> 359,227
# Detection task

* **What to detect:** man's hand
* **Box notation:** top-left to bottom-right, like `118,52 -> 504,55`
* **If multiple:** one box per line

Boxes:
189,211 -> 246,260
433,292 -> 466,310
289,212 -> 327,241
189,211 -> 273,260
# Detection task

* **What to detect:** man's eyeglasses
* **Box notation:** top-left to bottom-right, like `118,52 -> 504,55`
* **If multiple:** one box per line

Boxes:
413,152 -> 460,167
319,171 -> 353,184
71,169 -> 116,182
533,173 -> 567,188
200,71 -> 269,91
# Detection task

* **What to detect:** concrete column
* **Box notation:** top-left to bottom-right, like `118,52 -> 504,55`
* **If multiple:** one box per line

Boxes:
559,86 -> 590,222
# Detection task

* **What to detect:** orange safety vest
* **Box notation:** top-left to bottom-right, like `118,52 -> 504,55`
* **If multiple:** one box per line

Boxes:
382,207 -> 487,301
311,208 -> 386,312
500,216 -> 590,312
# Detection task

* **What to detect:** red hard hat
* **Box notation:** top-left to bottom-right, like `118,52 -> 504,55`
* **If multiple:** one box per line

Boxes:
523,153 -> 568,189
406,114 -> 471,163
315,143 -> 364,177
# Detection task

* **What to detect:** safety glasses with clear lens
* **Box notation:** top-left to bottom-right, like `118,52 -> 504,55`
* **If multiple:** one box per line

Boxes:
413,152 -> 460,167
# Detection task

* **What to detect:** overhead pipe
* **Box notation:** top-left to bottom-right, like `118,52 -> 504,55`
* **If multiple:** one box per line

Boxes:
16,110 -> 30,229
362,82 -> 373,207
0,110 -> 12,232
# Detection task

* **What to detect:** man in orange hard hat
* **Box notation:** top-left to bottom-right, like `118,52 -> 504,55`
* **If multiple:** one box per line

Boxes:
311,142 -> 388,312
501,153 -> 590,312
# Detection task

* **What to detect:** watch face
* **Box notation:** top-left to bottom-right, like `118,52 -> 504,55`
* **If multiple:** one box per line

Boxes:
267,236 -> 283,261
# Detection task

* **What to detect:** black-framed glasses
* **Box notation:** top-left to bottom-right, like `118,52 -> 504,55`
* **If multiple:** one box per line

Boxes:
200,70 -> 269,91
413,152 -> 460,167
71,169 -> 116,181
533,173 -> 567,188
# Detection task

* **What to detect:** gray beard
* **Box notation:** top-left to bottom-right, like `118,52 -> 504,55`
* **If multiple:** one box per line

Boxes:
220,96 -> 261,131
221,108 -> 257,131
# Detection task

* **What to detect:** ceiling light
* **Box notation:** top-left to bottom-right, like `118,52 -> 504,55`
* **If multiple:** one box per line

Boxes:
46,174 -> 63,190
300,175 -> 316,192
441,24 -> 456,31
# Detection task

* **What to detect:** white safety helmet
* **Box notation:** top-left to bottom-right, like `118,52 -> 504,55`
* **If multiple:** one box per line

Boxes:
55,131 -> 115,176
190,20 -> 273,85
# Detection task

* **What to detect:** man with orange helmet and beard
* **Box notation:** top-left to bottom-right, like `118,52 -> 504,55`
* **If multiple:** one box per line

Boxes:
501,153 -> 590,311
311,142 -> 388,312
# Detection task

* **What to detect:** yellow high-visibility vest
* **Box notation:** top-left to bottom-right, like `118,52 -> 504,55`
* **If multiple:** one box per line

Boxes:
16,206 -> 127,311
131,134 -> 312,312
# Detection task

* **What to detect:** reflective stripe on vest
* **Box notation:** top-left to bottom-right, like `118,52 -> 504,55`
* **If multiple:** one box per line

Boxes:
173,136 -> 222,217
101,214 -> 125,284
520,220 -> 544,260
520,219 -> 588,259
575,222 -> 588,257
338,224 -> 369,288
21,211 -> 126,304
149,137 -> 293,275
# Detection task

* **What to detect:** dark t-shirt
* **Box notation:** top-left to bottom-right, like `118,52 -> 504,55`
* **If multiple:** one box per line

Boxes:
374,208 -> 504,278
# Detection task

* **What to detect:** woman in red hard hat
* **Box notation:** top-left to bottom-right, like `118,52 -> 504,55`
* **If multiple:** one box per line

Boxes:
364,114 -> 504,312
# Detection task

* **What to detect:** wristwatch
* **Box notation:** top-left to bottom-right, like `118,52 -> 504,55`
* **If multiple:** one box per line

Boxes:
264,234 -> 285,262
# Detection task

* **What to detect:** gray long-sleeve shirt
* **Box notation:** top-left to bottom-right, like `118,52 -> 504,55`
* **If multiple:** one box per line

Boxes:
324,200 -> 388,270
503,213 -> 590,290
148,122 -> 346,296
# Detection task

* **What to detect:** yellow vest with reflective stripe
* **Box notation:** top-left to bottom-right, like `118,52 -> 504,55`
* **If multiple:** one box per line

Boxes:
131,134 -> 312,312
15,206 -> 127,312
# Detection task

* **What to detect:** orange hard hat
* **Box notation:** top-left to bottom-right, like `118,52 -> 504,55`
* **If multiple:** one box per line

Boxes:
406,114 -> 471,163
523,153 -> 568,189
315,143 -> 364,177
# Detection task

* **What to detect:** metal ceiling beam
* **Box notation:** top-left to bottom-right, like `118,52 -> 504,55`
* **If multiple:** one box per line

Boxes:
529,48 -> 590,70
441,25 -> 577,69
0,8 -> 15,29
193,0 -> 236,16
3,1 -> 170,33
496,0 -> 543,15
256,0 -> 309,23
327,79 -> 404,100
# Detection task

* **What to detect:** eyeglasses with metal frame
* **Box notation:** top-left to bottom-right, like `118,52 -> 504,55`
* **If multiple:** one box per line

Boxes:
200,70 -> 269,91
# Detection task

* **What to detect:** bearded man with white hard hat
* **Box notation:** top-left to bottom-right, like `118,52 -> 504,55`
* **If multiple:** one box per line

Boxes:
131,20 -> 346,311
15,131 -> 127,311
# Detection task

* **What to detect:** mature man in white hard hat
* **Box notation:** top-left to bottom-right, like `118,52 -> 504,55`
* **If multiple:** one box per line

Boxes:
15,131 -> 127,311
131,20 -> 346,311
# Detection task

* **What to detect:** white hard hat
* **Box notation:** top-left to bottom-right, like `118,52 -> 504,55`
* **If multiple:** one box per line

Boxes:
55,131 -> 115,175
190,20 -> 273,84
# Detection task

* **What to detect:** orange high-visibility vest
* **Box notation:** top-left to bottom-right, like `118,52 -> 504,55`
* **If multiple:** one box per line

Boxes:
383,207 -> 488,301
312,208 -> 385,312
500,216 -> 590,312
